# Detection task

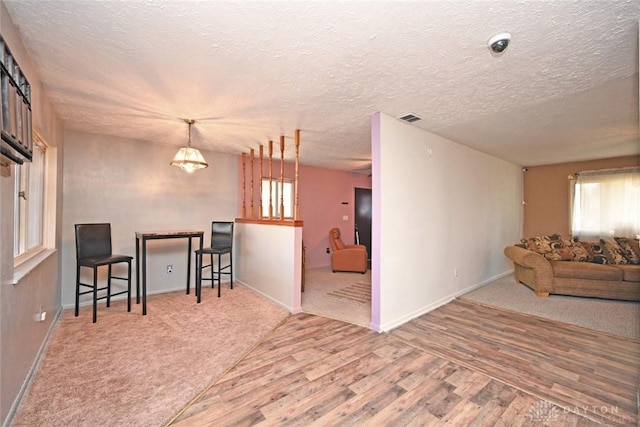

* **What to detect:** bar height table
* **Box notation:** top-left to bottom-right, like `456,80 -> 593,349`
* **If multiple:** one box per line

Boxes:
135,230 -> 204,315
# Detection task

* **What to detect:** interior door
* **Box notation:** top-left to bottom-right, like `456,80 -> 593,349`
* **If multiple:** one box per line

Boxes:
354,187 -> 372,266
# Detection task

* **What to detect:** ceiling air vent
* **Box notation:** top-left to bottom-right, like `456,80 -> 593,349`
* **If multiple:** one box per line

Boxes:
398,113 -> 422,123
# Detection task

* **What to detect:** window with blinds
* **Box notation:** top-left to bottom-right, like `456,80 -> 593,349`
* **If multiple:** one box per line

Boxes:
0,35 -> 32,166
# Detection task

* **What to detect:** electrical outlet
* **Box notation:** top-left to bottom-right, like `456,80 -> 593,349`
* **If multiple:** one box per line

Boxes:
167,265 -> 173,274
326,247 -> 330,254
34,306 -> 46,322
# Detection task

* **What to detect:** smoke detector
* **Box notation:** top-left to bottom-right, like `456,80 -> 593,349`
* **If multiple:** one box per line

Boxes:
488,32 -> 512,55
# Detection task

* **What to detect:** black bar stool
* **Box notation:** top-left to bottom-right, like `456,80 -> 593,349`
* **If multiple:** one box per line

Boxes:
75,223 -> 132,323
194,221 -> 234,302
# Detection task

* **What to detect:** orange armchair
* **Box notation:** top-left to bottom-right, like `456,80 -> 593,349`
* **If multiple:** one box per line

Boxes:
329,227 -> 368,273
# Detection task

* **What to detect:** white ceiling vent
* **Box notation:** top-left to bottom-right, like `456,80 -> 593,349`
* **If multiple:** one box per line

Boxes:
398,113 -> 422,123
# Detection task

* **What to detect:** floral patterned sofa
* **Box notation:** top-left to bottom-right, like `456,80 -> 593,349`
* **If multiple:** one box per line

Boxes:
504,234 -> 640,301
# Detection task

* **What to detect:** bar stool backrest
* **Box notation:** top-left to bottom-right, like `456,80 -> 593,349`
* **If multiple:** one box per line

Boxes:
76,223 -> 113,259
211,222 -> 233,249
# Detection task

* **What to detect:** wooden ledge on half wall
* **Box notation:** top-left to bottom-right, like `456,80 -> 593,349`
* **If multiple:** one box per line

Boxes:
235,218 -> 304,227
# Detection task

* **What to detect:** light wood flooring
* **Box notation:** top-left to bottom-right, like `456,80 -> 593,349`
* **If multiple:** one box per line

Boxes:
169,299 -> 639,426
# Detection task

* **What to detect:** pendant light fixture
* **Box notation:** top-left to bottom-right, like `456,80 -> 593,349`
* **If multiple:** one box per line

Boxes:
170,119 -> 209,173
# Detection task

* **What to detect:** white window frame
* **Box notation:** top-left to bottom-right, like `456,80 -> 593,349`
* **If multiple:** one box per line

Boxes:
261,178 -> 294,219
13,131 -> 56,279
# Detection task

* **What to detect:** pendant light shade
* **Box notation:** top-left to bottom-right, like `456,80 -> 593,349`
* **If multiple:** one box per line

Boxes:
170,119 -> 208,173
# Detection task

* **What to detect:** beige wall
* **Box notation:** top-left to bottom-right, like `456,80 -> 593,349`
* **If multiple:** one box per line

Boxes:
235,222 -> 303,312
373,112 -> 523,331
0,3 -> 64,425
522,155 -> 640,238
62,130 -> 239,307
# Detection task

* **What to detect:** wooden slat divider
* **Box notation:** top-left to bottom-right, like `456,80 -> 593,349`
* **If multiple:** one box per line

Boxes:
279,135 -> 285,220
268,140 -> 273,220
241,152 -> 246,219
294,129 -> 300,220
258,145 -> 263,219
249,148 -> 254,219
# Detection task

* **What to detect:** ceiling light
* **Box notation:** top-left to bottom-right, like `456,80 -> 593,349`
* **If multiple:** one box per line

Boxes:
170,119 -> 208,173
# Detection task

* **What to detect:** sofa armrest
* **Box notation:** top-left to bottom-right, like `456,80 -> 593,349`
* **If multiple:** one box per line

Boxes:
504,246 -> 549,270
504,245 -> 554,294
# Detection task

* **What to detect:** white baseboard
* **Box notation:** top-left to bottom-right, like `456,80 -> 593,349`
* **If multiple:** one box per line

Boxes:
376,294 -> 455,332
375,270 -> 514,333
452,270 -> 514,298
235,279 -> 295,313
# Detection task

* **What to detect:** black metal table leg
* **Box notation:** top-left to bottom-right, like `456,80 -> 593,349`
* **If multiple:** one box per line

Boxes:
186,236 -> 192,295
135,236 -> 140,304
197,251 -> 202,304
142,237 -> 147,315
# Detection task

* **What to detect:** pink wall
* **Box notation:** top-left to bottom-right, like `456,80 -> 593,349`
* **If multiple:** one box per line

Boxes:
237,157 -> 372,268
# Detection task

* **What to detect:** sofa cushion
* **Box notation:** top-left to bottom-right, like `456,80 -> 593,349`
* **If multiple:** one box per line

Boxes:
610,265 -> 640,282
550,260 -> 624,281
580,241 -> 609,264
600,239 -> 629,265
521,234 -> 572,261
613,237 -> 640,265
563,237 -> 589,262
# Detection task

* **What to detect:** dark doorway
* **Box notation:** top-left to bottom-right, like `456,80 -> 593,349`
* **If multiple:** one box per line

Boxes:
354,187 -> 372,267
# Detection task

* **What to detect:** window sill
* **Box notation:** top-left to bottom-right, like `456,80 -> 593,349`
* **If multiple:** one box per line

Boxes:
13,248 -> 56,284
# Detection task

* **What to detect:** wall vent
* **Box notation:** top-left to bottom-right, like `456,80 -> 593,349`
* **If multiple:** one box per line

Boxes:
398,113 -> 422,123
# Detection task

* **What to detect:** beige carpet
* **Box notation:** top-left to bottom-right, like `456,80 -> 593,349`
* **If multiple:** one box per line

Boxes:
302,267 -> 371,328
325,280 -> 371,305
461,274 -> 640,340
11,284 -> 289,427
302,269 -> 639,339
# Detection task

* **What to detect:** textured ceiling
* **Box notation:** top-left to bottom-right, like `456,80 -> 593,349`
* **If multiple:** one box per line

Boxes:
4,0 -> 640,172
